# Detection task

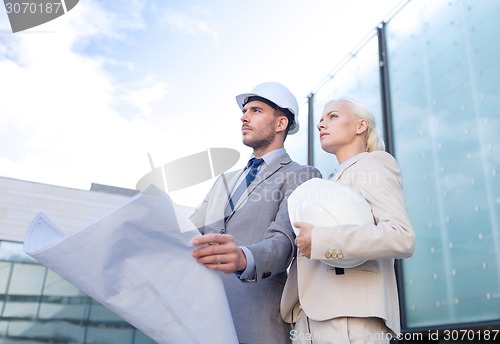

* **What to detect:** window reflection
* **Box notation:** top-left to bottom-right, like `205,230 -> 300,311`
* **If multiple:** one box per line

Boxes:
387,0 -> 500,328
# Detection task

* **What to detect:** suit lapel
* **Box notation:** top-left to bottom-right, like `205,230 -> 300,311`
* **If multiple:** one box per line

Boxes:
221,169 -> 245,217
332,152 -> 368,182
224,169 -> 245,196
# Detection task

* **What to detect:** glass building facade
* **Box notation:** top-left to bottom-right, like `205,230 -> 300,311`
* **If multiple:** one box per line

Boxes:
0,241 -> 155,344
305,0 -> 500,334
389,0 -> 500,330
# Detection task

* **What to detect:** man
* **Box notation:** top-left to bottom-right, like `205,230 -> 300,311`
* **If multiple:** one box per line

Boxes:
191,82 -> 321,344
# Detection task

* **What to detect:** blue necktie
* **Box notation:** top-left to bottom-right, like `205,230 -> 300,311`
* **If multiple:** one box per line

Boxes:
227,158 -> 264,212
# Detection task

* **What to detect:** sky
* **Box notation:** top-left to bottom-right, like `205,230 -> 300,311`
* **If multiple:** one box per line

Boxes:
0,0 -> 404,206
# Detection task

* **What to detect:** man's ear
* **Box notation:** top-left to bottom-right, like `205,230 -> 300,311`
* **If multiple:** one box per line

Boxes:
356,119 -> 368,135
276,116 -> 289,133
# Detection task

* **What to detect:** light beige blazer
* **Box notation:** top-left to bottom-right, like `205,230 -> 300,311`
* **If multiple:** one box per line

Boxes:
280,151 -> 415,335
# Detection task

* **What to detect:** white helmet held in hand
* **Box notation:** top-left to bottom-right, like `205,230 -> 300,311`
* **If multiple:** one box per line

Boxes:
236,82 -> 300,135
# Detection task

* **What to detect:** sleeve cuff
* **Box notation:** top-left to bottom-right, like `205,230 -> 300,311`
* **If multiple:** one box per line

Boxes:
235,246 -> 256,281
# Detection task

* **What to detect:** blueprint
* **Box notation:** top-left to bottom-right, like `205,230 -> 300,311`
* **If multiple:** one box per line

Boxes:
23,186 -> 238,344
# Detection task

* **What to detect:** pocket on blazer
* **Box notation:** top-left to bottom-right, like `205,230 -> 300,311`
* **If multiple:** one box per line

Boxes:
334,260 -> 378,274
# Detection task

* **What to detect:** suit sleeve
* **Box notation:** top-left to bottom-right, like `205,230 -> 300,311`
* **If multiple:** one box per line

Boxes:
189,192 -> 209,235
189,175 -> 223,234
311,152 -> 415,261
247,166 -> 322,282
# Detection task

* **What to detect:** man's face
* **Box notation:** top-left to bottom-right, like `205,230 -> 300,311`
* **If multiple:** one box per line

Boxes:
240,100 -> 280,150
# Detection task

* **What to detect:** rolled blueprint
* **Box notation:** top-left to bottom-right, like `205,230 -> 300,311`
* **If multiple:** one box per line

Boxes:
23,185 -> 238,344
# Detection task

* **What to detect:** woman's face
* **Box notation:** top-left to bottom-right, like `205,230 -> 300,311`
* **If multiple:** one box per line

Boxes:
317,100 -> 362,155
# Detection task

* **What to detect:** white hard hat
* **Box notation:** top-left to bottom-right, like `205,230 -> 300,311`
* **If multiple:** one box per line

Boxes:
236,82 -> 299,135
288,178 -> 373,268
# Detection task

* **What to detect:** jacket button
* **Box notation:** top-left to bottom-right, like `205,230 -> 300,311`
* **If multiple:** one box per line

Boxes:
337,253 -> 344,259
325,252 -> 332,259
331,252 -> 338,259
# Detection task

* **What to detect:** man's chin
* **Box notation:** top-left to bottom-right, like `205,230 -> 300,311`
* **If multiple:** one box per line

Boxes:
242,140 -> 252,148
242,135 -> 252,146
243,138 -> 262,151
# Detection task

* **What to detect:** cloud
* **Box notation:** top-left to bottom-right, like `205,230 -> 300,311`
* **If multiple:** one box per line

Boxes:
157,6 -> 219,43
0,0 -> 171,190
114,75 -> 170,120
69,0 -> 147,42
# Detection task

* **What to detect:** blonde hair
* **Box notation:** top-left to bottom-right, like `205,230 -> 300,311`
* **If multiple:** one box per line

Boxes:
326,97 -> 385,152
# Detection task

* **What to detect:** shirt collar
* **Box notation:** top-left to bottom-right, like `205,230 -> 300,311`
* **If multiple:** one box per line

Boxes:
249,148 -> 286,168
329,152 -> 366,179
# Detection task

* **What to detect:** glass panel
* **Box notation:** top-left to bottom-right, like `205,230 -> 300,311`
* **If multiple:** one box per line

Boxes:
3,299 -> 39,318
0,320 -> 8,337
387,0 -> 500,328
85,327 -> 134,344
312,33 -> 383,177
134,330 -> 157,344
0,320 -> 85,342
43,269 -> 84,296
38,301 -> 89,320
89,301 -> 123,322
0,241 -> 37,264
0,262 -> 12,294
7,264 -> 45,295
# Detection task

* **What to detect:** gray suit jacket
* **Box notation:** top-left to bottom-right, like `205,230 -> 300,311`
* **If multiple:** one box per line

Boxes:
191,152 -> 321,344
281,151 -> 415,335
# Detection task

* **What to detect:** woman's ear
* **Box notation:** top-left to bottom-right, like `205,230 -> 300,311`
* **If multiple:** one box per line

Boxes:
356,119 -> 368,135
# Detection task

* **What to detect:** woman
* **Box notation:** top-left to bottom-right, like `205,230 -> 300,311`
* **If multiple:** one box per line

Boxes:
281,98 -> 415,343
